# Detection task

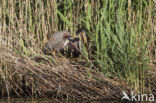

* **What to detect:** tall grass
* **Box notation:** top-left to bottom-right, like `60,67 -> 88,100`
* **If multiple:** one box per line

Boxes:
0,0 -> 155,92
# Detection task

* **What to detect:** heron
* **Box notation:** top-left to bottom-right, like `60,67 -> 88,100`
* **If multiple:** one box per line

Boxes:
42,30 -> 87,58
43,31 -> 73,54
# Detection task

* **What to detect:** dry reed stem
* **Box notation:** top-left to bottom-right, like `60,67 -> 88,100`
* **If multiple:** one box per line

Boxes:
0,43 -> 129,101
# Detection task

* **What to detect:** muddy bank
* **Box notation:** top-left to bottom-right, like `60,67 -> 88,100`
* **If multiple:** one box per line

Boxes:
1,44 -> 156,102
0,44 -> 132,102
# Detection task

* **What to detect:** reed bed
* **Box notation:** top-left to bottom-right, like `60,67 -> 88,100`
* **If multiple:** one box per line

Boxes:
0,43 -> 130,101
0,0 -> 156,101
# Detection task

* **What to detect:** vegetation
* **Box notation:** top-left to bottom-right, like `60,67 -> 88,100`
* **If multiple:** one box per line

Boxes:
0,0 -> 155,100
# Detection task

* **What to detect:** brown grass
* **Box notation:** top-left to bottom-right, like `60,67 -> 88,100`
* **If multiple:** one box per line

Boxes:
0,0 -> 156,102
0,43 -> 130,101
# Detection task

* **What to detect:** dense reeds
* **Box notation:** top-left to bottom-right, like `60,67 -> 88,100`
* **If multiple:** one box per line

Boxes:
0,0 -> 156,100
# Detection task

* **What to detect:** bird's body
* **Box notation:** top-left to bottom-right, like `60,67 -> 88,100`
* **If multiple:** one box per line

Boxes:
43,30 -> 88,58
43,31 -> 72,53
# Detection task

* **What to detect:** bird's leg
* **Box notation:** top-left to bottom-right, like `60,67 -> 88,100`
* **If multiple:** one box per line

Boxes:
57,50 -> 64,58
52,49 -> 60,63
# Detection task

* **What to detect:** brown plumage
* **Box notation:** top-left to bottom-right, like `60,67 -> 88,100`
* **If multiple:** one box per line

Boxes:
42,30 -> 87,58
43,31 -> 73,53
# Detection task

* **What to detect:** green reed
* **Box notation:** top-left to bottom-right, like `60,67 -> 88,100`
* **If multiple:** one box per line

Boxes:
0,0 -> 155,91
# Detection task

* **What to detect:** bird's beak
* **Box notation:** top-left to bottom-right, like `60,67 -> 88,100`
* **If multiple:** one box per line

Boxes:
66,36 -> 73,41
68,36 -> 79,42
68,35 -> 78,40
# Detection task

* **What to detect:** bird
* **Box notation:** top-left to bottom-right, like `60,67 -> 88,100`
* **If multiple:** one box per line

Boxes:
68,30 -> 87,57
43,30 -> 74,54
42,30 -> 87,58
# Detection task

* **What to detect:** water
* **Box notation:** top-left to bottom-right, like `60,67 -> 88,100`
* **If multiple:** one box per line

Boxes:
0,98 -> 54,103
0,98 -> 121,103
0,98 -> 154,103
